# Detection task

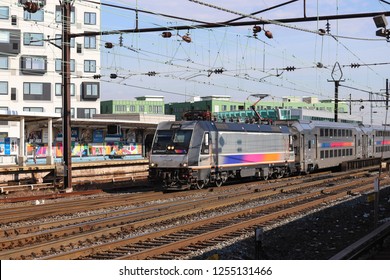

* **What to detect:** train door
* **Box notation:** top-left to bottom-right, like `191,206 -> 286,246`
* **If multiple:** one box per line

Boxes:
199,132 -> 212,168
194,131 -> 213,187
362,134 -> 368,159
301,133 -> 307,171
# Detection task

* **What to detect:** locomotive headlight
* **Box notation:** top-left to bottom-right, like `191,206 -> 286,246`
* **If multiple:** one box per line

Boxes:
150,162 -> 158,168
180,163 -> 188,167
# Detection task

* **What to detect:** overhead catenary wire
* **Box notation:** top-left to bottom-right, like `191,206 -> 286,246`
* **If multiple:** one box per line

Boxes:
2,0 -> 388,111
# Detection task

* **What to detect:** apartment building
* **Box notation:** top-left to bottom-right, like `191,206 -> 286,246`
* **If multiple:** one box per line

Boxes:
0,0 -> 101,138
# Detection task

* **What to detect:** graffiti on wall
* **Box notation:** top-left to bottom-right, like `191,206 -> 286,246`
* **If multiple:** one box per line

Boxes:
27,142 -> 142,158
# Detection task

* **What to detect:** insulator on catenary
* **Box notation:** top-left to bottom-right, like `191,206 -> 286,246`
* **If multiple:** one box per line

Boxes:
253,25 -> 262,33
264,30 -> 273,39
105,42 -> 113,48
110,73 -> 118,79
318,29 -> 326,36
162,32 -> 172,38
24,2 -> 39,13
182,35 -> 191,43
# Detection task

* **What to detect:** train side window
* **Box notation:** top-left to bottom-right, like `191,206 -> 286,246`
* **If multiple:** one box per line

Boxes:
338,149 -> 342,157
330,150 -> 333,158
325,129 -> 329,137
330,129 -> 333,137
342,149 -> 346,156
325,150 -> 329,158
201,132 -> 209,154
320,151 -> 324,159
320,129 -> 324,137
338,130 -> 342,137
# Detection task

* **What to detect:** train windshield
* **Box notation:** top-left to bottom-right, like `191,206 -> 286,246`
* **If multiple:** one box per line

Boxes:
152,129 -> 193,154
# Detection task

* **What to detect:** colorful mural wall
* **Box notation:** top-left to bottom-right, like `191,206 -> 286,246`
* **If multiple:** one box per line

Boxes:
26,142 -> 142,158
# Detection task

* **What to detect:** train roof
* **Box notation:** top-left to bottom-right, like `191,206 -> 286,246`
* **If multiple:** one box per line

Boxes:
156,120 -> 290,133
290,120 -> 362,132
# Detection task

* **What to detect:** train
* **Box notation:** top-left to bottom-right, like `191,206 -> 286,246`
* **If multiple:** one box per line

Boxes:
148,116 -> 390,190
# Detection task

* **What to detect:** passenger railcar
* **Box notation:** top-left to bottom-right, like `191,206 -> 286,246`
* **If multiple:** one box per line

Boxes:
148,120 -> 295,190
290,121 -> 363,173
371,125 -> 390,159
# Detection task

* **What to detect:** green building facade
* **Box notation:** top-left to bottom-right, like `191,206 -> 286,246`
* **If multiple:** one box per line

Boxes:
165,95 -> 350,121
101,96 -> 165,115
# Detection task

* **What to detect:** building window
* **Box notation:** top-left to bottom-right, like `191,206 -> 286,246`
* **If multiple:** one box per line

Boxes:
0,30 -> 10,43
139,105 -> 145,112
84,36 -> 96,49
23,82 -> 43,95
55,34 -> 61,48
81,82 -> 100,100
55,5 -> 75,23
0,6 -> 9,20
129,105 -> 136,112
115,105 -> 127,112
54,34 -> 75,48
85,83 -> 98,96
55,83 -> 75,96
21,56 -> 47,74
55,58 -> 75,72
24,9 -> 44,21
0,55 -> 8,69
84,60 -> 96,72
23,33 -> 44,46
78,108 -> 96,119
23,107 -> 43,112
151,105 -> 162,114
55,107 -> 75,118
0,81 -> 7,95
84,12 -> 96,25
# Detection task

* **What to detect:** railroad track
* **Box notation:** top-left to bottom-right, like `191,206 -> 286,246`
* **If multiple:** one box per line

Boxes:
0,169 -> 384,260
0,171 -> 149,196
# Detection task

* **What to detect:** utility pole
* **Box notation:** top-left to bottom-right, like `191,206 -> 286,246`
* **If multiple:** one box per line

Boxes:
375,79 -> 389,226
62,0 -> 73,192
328,62 -> 345,122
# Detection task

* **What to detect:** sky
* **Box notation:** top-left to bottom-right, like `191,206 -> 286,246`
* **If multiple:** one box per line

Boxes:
95,0 -> 390,124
